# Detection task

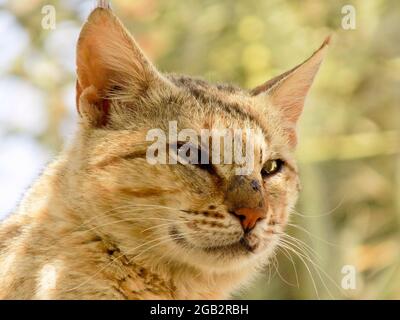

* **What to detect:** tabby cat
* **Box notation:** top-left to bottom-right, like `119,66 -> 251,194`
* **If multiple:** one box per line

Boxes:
0,6 -> 328,299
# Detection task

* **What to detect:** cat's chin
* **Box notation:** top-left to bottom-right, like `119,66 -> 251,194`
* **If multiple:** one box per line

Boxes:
168,226 -> 275,270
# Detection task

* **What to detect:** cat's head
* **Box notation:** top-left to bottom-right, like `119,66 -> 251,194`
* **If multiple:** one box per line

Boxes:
68,8 -> 328,271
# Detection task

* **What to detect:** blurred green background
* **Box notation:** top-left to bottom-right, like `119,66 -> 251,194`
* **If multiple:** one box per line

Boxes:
0,0 -> 399,299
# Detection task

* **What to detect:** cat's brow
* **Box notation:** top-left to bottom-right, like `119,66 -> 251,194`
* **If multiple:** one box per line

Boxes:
93,149 -> 148,168
187,88 -> 269,136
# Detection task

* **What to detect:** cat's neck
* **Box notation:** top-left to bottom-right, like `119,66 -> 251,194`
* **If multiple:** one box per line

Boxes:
94,230 -> 252,299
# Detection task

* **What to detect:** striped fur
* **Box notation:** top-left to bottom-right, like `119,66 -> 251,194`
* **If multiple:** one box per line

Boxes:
0,7 -> 327,299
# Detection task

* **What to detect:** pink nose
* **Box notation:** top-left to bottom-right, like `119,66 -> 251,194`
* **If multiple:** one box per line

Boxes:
233,207 -> 266,232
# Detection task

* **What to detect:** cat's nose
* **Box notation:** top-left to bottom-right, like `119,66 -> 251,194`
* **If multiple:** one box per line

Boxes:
225,175 -> 267,231
232,207 -> 266,232
225,175 -> 267,229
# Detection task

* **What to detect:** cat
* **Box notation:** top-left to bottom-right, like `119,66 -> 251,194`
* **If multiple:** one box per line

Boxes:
0,6 -> 328,299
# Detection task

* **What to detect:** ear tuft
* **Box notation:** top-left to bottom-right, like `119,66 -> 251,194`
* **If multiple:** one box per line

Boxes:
97,0 -> 111,9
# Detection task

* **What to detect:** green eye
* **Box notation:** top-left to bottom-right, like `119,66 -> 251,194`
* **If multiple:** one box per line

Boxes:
262,159 -> 283,177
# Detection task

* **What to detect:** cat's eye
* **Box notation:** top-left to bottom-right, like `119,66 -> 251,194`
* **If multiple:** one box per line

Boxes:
261,159 -> 283,177
175,142 -> 214,173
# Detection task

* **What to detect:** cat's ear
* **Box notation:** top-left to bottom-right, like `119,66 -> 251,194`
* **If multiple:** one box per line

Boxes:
251,37 -> 330,127
76,7 -> 167,126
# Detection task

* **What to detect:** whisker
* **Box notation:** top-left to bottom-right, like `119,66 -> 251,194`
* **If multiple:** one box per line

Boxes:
44,204 -> 189,252
272,251 -> 298,287
287,223 -> 338,247
291,196 -> 346,218
279,237 -> 332,298
125,230 -> 204,265
277,240 -> 320,299
277,246 -> 300,288
85,204 -> 187,225
141,220 -> 189,233
83,217 -> 187,234
281,233 -> 321,262
279,237 -> 346,299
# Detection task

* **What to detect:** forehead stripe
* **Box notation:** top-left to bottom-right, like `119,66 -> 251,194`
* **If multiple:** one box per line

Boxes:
189,87 -> 268,136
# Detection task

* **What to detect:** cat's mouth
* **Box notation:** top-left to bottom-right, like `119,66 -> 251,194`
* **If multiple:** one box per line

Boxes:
169,226 -> 259,255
